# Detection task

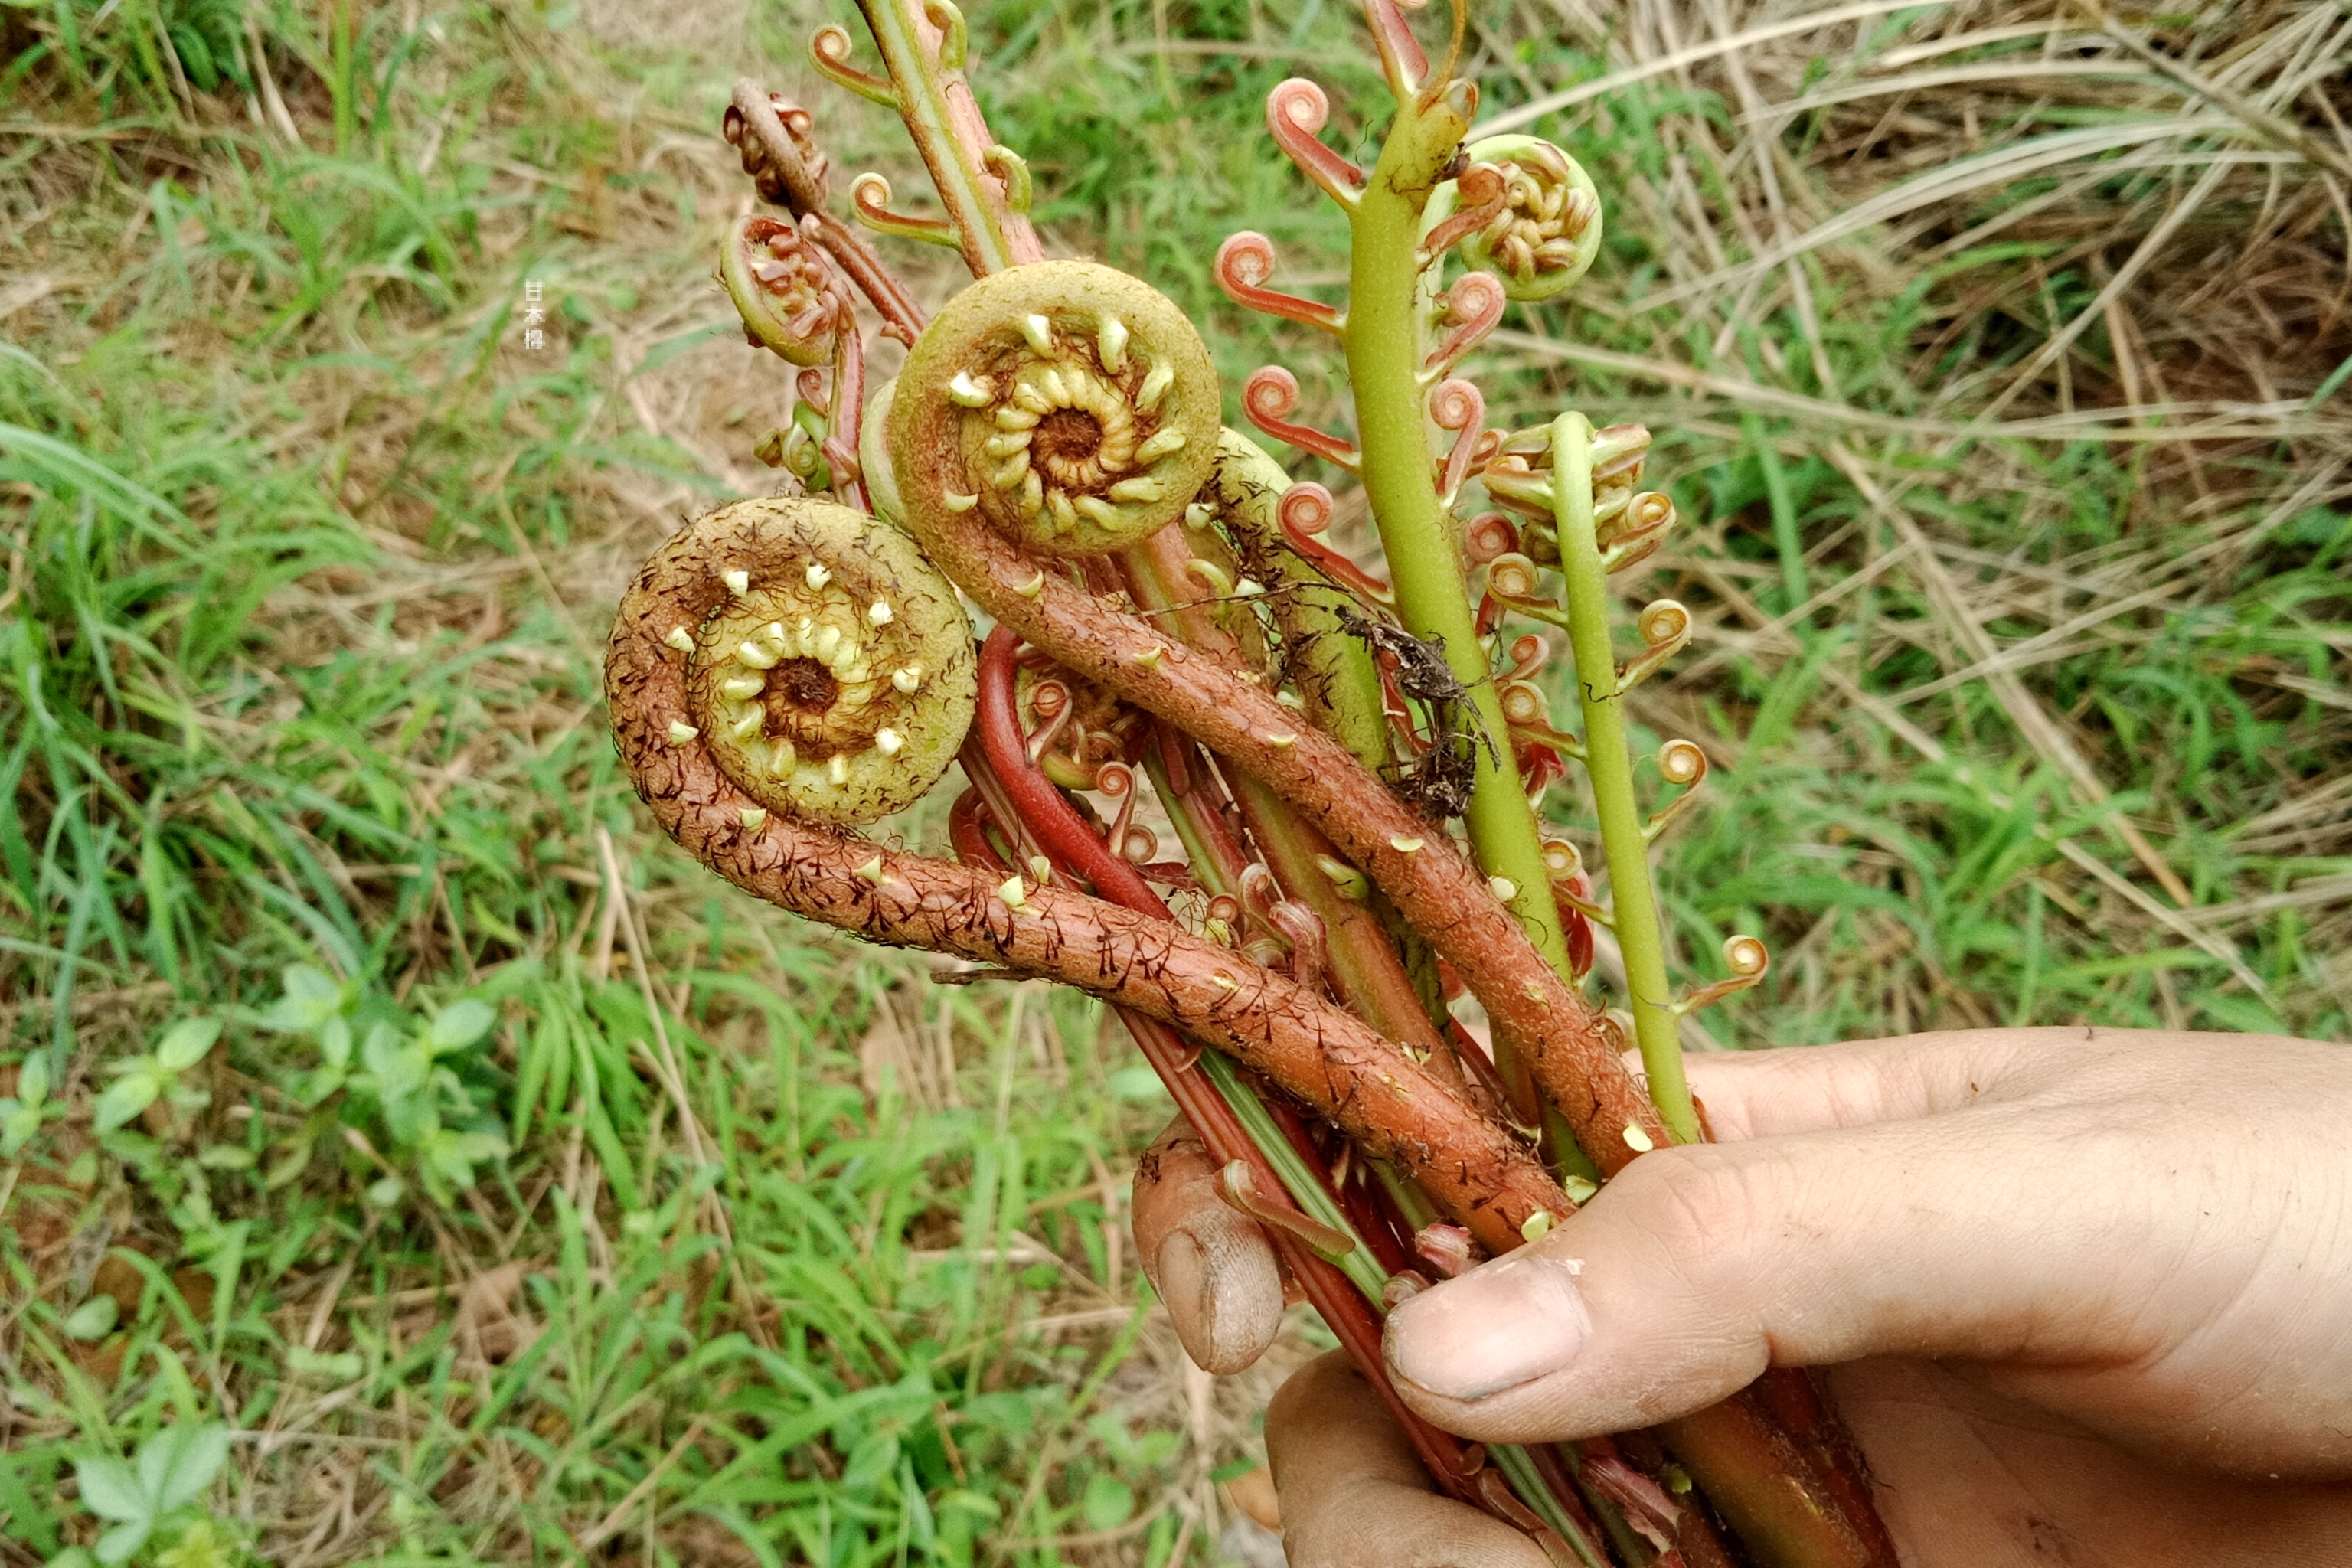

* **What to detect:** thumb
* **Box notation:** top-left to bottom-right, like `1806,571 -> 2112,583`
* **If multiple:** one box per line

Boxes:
1380,1112 -> 2184,1443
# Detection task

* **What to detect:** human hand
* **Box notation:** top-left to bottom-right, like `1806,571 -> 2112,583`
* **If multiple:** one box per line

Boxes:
1135,1027 -> 2352,1565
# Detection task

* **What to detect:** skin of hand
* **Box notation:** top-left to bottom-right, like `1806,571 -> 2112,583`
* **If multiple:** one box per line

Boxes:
1134,1027 -> 2352,1566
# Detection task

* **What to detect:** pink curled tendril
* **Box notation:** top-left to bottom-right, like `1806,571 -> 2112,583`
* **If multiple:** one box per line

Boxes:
1279,482 -> 1394,603
1244,366 -> 1360,471
1429,377 -> 1485,504
1504,631 -> 1549,682
1094,760 -> 1139,855
1420,162 -> 1508,263
1266,79 -> 1366,205
1463,512 -> 1519,567
1216,232 -> 1342,335
1425,271 -> 1504,379
1025,678 -> 1072,763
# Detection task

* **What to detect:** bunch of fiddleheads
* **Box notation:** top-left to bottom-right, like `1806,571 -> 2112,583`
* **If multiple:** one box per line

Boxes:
605,5 -> 1895,1563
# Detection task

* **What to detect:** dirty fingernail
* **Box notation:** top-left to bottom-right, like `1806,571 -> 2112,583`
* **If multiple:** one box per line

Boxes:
1386,1253 -> 1590,1401
1155,1230 -> 1211,1342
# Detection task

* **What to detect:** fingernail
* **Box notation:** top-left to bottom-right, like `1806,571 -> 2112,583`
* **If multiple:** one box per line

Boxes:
1155,1230 -> 1210,1338
1386,1253 -> 1589,1401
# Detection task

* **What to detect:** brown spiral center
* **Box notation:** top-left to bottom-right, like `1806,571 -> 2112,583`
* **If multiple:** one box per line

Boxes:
769,657 -> 841,714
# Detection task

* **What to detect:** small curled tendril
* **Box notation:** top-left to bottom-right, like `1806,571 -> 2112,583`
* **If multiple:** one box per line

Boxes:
1419,162 -> 1509,263
1266,898 -> 1330,995
1498,681 -> 1548,727
1638,599 -> 1690,650
1678,933 -> 1770,1014
1244,366 -> 1360,470
1215,232 -> 1342,335
1425,272 -> 1505,381
1619,596 -> 1692,688
1429,378 -> 1485,504
810,25 -> 899,106
1658,737 -> 1707,788
1603,492 -> 1678,575
1496,674 -> 1582,756
982,145 -> 1033,212
1463,513 -> 1518,566
1276,482 -> 1394,603
1486,552 -> 1541,606
1093,759 -> 1141,854
1540,838 -> 1609,934
851,172 -> 960,248
1645,737 -> 1710,843
923,0 -> 969,69
1266,79 -> 1366,207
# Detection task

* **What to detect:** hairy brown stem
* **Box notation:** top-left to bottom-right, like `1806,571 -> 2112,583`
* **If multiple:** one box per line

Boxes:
606,518 -> 1566,1253
893,459 -> 1664,1173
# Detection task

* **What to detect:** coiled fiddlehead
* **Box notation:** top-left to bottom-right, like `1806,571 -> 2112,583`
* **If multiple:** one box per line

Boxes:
1427,136 -> 1603,302
722,215 -> 851,367
623,498 -> 977,828
892,260 -> 1220,555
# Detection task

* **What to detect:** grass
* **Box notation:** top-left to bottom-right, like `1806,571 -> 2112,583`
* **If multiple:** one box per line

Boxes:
0,0 -> 2345,1564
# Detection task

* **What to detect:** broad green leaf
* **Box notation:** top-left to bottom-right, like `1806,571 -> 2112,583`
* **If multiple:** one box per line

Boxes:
0,1105 -> 37,1158
138,1423 -> 228,1512
93,1074 -> 161,1134
18,1055 -> 47,1106
427,998 -> 495,1054
69,1455 -> 146,1521
366,1176 -> 407,1207
93,1522 -> 149,1567
318,1015 -> 352,1071
1081,1473 -> 1134,1532
153,1018 -> 222,1073
63,1296 -> 119,1341
260,965 -> 345,1032
360,1022 -> 405,1080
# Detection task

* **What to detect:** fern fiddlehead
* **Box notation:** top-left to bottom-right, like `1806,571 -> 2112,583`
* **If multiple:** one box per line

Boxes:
892,260 -> 1220,554
607,502 -> 1568,1253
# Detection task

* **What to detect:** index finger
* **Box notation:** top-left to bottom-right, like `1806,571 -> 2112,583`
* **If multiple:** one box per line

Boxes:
1671,1027 -> 2057,1142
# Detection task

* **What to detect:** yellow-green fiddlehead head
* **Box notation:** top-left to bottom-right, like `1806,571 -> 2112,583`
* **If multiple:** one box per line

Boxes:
890,260 -> 1220,556
618,497 -> 975,828
1432,136 -> 1602,303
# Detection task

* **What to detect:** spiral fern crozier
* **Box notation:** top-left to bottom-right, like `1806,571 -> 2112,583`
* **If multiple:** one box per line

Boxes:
890,260 -> 1220,555
1431,136 -> 1602,304
720,215 -> 848,367
618,498 -> 975,828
